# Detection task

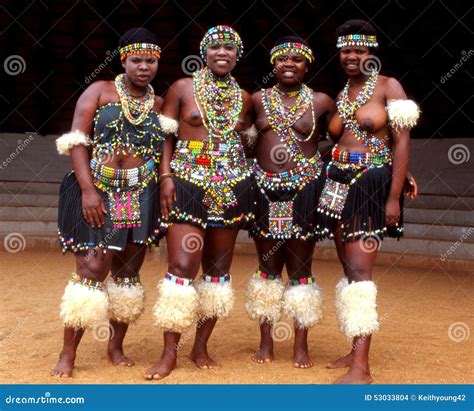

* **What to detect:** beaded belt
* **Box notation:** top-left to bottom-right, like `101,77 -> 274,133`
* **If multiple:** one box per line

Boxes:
90,158 -> 156,190
252,152 -> 322,192
332,147 -> 390,167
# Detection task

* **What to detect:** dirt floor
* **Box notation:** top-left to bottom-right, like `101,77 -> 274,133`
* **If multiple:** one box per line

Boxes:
0,249 -> 473,385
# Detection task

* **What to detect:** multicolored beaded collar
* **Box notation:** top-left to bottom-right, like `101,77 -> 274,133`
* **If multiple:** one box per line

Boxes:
270,42 -> 314,64
119,43 -> 161,61
336,34 -> 378,48
200,25 -> 243,62
193,67 -> 243,139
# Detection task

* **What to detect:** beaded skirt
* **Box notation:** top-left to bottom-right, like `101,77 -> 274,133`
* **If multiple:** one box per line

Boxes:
58,160 -> 160,255
249,155 -> 327,241
317,152 -> 403,242
159,140 -> 255,231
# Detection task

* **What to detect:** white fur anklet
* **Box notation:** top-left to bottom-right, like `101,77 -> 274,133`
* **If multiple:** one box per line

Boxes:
335,276 -> 349,334
107,276 -> 145,324
56,130 -> 92,155
196,273 -> 235,320
338,279 -> 379,340
283,276 -> 324,329
245,270 -> 285,326
152,273 -> 198,333
159,114 -> 179,135
60,273 -> 108,329
387,99 -> 420,130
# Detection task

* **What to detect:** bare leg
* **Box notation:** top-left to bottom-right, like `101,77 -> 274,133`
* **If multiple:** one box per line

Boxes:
51,249 -> 113,378
145,224 -> 203,379
251,238 -> 286,364
332,237 -> 377,384
108,244 -> 147,366
286,238 -> 316,369
191,227 -> 239,369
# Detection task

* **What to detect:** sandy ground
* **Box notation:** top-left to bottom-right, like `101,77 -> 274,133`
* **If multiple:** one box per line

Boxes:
0,249 -> 473,385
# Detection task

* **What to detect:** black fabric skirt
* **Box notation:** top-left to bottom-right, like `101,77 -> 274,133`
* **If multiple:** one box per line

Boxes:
58,171 -> 160,254
249,172 -> 326,241
318,163 -> 403,242
159,174 -> 255,233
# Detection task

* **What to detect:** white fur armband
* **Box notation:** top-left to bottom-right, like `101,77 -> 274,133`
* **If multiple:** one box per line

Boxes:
56,130 -> 92,155
386,99 -> 420,130
241,124 -> 258,148
159,114 -> 179,135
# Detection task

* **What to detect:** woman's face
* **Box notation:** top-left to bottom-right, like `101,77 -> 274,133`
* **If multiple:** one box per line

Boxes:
122,53 -> 158,88
339,46 -> 371,76
274,53 -> 307,87
206,44 -> 237,77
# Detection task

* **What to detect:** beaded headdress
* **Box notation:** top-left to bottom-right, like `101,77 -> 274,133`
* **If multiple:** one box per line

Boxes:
336,34 -> 378,48
119,43 -> 161,61
270,42 -> 314,64
200,25 -> 244,62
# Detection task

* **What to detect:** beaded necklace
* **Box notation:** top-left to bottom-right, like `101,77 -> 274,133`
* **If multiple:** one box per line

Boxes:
193,67 -> 242,139
262,84 -> 314,163
115,74 -> 155,125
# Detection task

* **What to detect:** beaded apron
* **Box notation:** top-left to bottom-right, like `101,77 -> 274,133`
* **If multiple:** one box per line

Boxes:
90,158 -> 156,228
317,70 -> 392,220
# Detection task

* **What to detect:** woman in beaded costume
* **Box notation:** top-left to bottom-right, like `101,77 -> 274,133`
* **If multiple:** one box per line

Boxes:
52,28 -> 164,378
145,25 -> 254,380
319,20 -> 420,384
245,36 -> 336,368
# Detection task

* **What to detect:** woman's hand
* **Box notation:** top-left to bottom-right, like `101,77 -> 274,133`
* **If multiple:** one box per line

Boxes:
160,177 -> 176,220
82,188 -> 106,228
403,171 -> 418,199
385,198 -> 401,227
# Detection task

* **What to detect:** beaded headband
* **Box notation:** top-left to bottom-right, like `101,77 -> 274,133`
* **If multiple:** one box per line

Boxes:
336,34 -> 378,48
119,43 -> 161,61
270,42 -> 314,64
200,25 -> 244,62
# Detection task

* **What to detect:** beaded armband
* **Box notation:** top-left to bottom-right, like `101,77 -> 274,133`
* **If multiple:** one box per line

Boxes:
386,99 -> 420,130
56,130 -> 92,156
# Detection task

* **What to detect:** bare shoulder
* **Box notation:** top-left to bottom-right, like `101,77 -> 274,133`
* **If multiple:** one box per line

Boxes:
251,89 -> 264,105
313,91 -> 334,108
380,75 -> 407,99
154,95 -> 164,112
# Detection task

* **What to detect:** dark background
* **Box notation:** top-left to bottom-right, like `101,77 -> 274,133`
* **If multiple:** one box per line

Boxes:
0,0 -> 472,138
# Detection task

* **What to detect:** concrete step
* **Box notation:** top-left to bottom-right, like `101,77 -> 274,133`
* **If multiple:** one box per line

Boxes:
404,208 -> 473,227
0,181 -> 61,196
404,223 -> 474,243
405,194 -> 474,211
0,206 -> 57,222
0,220 -> 58,235
0,193 -> 58,208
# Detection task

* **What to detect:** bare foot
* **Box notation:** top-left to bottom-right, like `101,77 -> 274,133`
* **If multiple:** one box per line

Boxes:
51,352 -> 75,378
107,346 -> 135,366
293,350 -> 314,369
326,352 -> 354,369
293,327 -> 313,368
251,345 -> 273,364
333,366 -> 373,384
144,354 -> 177,380
190,347 -> 221,369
